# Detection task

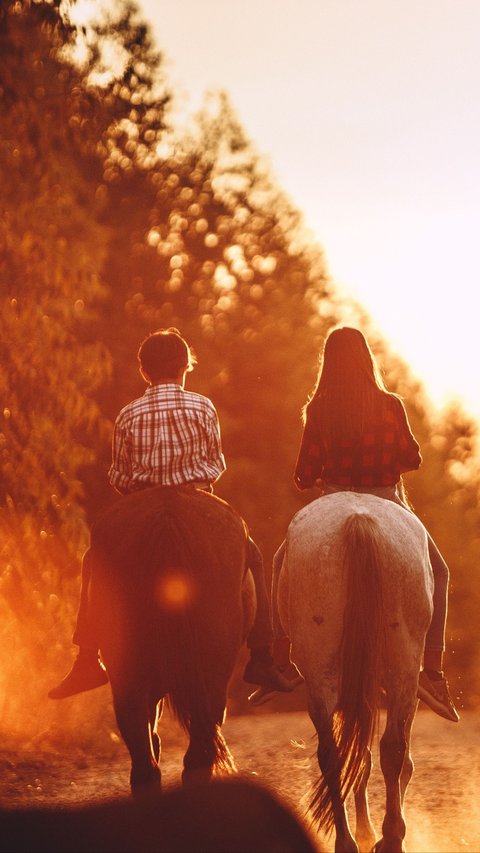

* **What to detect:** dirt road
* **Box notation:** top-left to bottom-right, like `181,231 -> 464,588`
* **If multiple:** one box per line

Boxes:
0,709 -> 478,852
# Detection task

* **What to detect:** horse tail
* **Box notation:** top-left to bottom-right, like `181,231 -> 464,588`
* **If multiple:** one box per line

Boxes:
146,505 -> 237,776
311,512 -> 384,831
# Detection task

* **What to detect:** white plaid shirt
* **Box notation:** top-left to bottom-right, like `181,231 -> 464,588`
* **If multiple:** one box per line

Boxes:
108,383 -> 226,493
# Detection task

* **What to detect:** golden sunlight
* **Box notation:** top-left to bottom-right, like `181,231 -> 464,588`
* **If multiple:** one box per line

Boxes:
322,209 -> 479,419
135,0 -> 480,422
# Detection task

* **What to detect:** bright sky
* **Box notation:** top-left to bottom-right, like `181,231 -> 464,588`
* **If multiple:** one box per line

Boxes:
75,0 -> 480,421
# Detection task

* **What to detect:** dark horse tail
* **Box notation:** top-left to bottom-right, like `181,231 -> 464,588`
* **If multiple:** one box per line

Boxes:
311,512 -> 384,831
145,504 -> 237,776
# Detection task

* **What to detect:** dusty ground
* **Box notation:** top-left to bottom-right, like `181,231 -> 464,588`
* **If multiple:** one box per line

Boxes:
0,708 -> 479,853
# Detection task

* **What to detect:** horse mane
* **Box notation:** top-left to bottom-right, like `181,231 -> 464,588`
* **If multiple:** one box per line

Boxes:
310,512 -> 384,831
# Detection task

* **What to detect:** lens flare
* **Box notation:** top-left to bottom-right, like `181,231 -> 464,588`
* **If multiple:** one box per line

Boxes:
154,570 -> 196,612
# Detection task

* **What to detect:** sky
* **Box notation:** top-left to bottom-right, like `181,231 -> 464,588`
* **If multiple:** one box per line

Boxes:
75,0 -> 480,420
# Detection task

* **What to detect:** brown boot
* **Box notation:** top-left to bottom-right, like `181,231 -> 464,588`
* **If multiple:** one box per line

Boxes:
48,652 -> 108,699
417,669 -> 459,722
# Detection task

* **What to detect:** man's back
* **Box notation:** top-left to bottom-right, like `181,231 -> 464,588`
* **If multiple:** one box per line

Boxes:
108,383 -> 226,492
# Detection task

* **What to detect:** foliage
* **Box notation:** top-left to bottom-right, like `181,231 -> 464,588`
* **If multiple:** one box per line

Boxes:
91,86 -> 336,535
0,0 -> 111,528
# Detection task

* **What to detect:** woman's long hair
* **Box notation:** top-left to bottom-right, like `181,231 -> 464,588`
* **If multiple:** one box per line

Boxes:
304,327 -> 395,440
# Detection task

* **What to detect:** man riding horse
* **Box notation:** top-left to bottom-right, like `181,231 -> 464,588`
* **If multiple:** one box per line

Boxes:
49,328 -> 302,701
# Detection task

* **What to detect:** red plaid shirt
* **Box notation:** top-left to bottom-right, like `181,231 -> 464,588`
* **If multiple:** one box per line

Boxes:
108,383 -> 226,493
294,394 -> 421,489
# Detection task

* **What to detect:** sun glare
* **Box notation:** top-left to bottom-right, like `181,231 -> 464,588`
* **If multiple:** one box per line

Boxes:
319,209 -> 479,420
64,0 -> 98,27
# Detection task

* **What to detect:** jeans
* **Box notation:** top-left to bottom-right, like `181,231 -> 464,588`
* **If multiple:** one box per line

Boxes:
245,538 -> 274,649
272,483 -> 448,653
72,547 -> 94,647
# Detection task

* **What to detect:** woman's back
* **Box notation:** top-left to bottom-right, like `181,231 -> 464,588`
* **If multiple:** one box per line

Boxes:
295,387 -> 421,489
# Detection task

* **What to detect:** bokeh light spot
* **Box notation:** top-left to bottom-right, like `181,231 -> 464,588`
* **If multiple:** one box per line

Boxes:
155,570 -> 196,612
204,232 -> 218,248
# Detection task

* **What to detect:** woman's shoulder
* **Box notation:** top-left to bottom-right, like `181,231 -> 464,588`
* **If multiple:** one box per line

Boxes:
305,394 -> 323,424
376,391 -> 406,421
383,391 -> 407,423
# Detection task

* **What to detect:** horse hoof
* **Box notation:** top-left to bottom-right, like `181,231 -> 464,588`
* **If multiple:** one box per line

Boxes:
130,766 -> 162,797
182,767 -> 213,787
372,842 -> 401,853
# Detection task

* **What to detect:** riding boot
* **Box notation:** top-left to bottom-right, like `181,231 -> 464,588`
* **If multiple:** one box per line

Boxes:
48,648 -> 108,699
417,669 -> 459,722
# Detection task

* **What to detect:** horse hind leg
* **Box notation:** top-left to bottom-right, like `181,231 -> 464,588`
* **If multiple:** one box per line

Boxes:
182,690 -> 235,787
354,747 -> 377,853
148,694 -> 163,765
309,701 -> 358,853
182,720 -> 222,787
375,692 -> 416,853
113,688 -> 161,796
399,712 -> 415,806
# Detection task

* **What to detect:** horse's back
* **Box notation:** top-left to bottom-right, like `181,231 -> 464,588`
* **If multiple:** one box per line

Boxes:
288,490 -> 428,557
92,487 -> 247,570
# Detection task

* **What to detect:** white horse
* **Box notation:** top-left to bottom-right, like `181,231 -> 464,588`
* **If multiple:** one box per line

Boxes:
278,492 -> 433,853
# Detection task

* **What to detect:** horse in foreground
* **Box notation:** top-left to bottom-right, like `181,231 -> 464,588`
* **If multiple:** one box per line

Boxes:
89,486 -> 255,794
0,778 -> 318,853
278,492 -> 433,853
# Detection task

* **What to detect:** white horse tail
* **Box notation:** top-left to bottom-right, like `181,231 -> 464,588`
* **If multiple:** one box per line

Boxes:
338,513 -> 384,791
312,512 -> 385,828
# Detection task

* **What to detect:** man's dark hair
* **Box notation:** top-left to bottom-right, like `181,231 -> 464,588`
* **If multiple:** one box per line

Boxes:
138,328 -> 196,382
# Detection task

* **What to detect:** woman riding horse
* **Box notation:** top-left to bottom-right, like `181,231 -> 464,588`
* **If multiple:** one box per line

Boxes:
266,326 -> 458,722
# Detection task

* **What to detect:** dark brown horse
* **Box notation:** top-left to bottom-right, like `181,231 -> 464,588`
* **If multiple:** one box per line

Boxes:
89,486 -> 255,795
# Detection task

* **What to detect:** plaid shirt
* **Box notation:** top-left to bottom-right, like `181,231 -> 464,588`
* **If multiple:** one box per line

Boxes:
108,383 -> 226,493
294,394 -> 421,489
